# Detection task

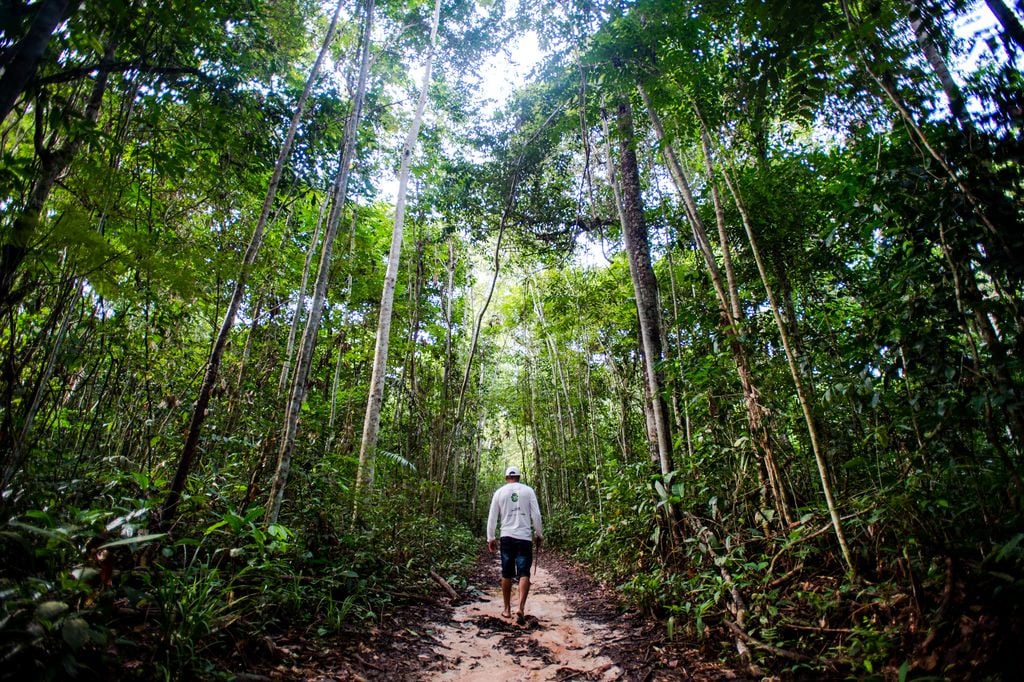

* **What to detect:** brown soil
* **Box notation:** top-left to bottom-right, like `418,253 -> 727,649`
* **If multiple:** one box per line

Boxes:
234,549 -> 750,681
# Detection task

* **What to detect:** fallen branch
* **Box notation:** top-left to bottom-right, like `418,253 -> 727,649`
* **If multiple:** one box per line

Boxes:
724,619 -> 812,662
429,569 -> 459,601
781,623 -> 855,634
767,562 -> 804,590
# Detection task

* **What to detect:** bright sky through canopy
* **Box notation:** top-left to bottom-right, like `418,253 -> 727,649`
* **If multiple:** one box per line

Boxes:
475,30 -> 543,116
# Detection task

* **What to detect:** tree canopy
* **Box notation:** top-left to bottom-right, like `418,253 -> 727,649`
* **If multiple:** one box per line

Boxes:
1,0 -> 1022,677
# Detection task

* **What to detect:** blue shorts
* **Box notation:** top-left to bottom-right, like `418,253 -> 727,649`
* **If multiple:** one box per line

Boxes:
499,536 -> 533,580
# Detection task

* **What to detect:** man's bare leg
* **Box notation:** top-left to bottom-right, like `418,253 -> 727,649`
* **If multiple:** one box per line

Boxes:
516,577 -> 531,623
500,578 -> 512,618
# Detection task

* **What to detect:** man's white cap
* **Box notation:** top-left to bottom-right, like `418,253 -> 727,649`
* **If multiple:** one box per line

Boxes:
505,466 -> 521,477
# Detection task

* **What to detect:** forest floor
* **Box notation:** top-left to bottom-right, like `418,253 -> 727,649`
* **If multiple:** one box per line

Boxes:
238,549 -> 751,681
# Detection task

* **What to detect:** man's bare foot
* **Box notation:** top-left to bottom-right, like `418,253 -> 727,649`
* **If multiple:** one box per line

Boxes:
501,610 -> 511,618
516,612 -> 526,625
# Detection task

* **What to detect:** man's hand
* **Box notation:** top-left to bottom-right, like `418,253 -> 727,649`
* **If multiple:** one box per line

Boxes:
488,539 -> 497,553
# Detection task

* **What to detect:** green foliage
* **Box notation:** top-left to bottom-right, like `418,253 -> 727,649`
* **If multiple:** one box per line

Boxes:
0,488 -> 480,678
2,0 -> 1023,678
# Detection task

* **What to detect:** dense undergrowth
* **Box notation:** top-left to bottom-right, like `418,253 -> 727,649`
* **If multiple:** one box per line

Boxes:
547,461 -> 1024,680
0,478 -> 477,680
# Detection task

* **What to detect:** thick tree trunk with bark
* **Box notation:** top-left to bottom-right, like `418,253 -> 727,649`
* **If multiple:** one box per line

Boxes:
615,96 -> 674,478
0,0 -> 73,124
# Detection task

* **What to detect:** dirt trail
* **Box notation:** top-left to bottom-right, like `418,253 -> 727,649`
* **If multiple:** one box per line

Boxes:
426,563 -> 621,681
235,550 -> 747,680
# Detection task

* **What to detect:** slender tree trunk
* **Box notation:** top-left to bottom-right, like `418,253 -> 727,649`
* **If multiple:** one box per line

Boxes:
640,86 -> 791,527
352,0 -> 440,514
583,356 -> 604,518
665,247 -> 694,466
399,239 -> 425,462
280,194 -> 329,394
905,0 -> 973,132
613,96 -> 674,478
0,278 -> 78,490
527,356 -> 551,514
434,240 -> 456,479
984,0 -> 1024,52
162,0 -> 346,526
328,209 -> 358,444
716,141 -> 856,573
0,47 -> 109,479
226,292 -> 264,433
265,0 -> 374,525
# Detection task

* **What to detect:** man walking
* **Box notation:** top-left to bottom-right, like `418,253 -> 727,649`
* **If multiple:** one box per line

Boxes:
487,466 -> 543,625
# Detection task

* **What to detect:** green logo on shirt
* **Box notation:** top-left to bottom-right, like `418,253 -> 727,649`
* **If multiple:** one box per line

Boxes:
511,493 -> 519,502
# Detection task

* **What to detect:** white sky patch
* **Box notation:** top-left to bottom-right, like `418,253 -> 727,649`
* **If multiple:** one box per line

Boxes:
474,30 -> 544,118
378,28 -> 546,202
575,232 -> 617,269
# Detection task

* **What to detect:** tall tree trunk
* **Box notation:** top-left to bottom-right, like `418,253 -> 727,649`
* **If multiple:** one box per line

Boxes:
640,86 -> 791,528
984,0 -> 1024,52
0,0 -> 74,124
582,356 -> 604,517
433,239 -> 456,480
280,194 -> 329,394
613,97 -> 674,478
352,0 -> 441,514
526,356 -> 551,514
905,0 -> 973,132
226,292 -> 264,434
714,136 -> 856,573
664,247 -> 693,466
265,0 -> 375,525
328,209 -> 358,444
161,0 -> 346,526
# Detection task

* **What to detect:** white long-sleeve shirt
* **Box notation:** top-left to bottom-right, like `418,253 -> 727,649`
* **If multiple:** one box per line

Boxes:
487,482 -> 543,542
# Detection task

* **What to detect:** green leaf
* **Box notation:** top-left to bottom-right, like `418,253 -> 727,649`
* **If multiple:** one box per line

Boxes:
36,601 -> 69,620
62,617 -> 91,650
98,533 -> 166,549
70,567 -> 99,582
996,533 -> 1024,562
